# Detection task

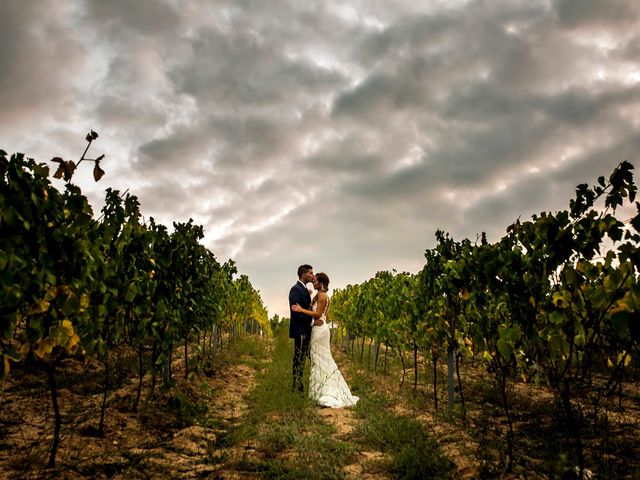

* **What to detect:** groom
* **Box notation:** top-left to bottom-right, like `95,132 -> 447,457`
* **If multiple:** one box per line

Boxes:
289,264 -> 321,394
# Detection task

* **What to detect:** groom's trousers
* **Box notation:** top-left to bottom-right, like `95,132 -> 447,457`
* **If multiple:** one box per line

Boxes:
292,333 -> 311,393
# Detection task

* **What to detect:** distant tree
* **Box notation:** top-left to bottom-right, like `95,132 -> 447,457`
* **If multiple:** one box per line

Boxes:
270,314 -> 285,335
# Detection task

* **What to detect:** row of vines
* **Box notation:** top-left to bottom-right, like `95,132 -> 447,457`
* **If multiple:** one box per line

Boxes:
330,161 -> 640,478
0,135 -> 270,467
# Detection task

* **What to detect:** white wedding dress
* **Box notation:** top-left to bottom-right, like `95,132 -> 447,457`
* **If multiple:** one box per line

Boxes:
309,298 -> 359,408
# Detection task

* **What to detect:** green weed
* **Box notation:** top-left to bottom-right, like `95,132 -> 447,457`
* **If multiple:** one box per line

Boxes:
354,404 -> 455,479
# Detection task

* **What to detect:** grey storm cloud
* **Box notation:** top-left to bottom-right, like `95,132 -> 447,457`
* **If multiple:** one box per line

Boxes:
0,1 -> 87,131
555,0 -> 640,29
84,0 -> 183,35
1,0 -> 639,317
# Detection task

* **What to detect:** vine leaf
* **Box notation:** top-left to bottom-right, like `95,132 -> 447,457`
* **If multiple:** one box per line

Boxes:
93,160 -> 105,182
64,161 -> 76,181
50,158 -> 77,181
51,157 -> 66,179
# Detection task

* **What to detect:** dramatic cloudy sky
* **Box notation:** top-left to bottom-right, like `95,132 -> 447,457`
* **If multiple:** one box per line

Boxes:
2,0 -> 640,317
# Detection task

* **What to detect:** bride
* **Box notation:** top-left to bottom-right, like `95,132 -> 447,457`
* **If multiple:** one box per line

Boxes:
292,272 -> 359,408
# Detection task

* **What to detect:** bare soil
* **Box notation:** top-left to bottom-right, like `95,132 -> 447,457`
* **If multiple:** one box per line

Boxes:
332,341 -> 640,479
2,337 -> 638,479
0,348 -> 259,480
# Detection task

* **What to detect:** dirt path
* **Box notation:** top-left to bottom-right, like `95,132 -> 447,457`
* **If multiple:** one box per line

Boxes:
127,360 -> 260,480
316,406 -> 391,480
413,411 -> 480,480
332,347 -> 481,480
201,359 -> 262,480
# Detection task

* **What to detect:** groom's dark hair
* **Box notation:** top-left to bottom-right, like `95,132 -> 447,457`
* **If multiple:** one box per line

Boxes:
297,264 -> 313,278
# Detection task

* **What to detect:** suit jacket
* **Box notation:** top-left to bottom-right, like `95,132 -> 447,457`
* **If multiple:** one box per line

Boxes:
289,281 -> 312,339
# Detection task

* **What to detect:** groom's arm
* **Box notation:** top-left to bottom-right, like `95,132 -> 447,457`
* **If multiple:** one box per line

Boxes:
289,287 -> 307,320
290,286 -> 315,326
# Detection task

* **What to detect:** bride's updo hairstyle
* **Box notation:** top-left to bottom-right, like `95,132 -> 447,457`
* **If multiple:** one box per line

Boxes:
316,272 -> 330,292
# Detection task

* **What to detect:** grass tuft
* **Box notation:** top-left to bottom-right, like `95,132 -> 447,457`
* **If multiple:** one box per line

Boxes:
354,402 -> 455,479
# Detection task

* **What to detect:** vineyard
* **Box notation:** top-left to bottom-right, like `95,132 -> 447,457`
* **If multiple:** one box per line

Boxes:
329,160 -> 640,478
1,136 -> 640,480
0,135 -> 269,471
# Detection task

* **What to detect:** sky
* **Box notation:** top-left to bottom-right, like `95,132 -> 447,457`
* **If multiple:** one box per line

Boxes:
2,0 -> 640,318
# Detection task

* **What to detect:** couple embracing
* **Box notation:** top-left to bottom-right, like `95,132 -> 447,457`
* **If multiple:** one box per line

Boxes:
288,264 -> 359,408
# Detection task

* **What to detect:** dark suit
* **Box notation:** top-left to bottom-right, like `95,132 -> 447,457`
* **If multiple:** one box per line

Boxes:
289,281 -> 312,393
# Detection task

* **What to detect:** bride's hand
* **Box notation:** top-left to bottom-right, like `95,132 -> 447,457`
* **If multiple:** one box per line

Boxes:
291,304 -> 302,312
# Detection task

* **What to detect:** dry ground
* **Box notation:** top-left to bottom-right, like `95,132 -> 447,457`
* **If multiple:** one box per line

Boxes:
2,333 -> 638,479
0,345 -> 262,479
